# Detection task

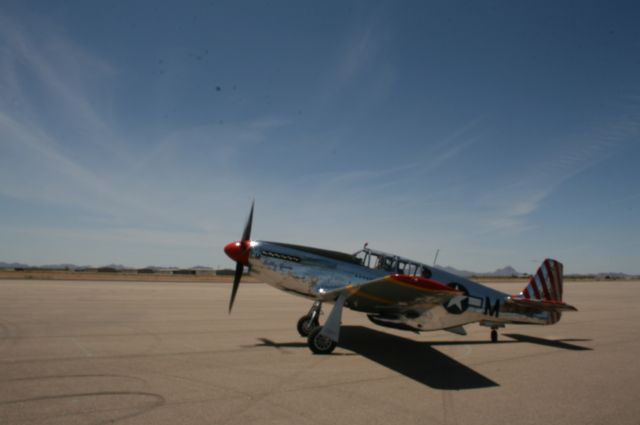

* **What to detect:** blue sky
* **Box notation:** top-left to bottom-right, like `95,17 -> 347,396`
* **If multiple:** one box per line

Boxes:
1,1 -> 639,273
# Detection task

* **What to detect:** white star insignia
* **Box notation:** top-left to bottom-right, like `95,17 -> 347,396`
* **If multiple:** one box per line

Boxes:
447,295 -> 467,310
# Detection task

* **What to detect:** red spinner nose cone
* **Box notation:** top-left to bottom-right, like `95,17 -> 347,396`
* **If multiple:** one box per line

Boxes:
224,241 -> 250,265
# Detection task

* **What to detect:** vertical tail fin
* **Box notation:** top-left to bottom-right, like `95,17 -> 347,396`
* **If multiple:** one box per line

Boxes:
520,259 -> 564,302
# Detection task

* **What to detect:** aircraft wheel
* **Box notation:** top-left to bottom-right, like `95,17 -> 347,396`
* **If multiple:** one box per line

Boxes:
297,315 -> 319,337
491,329 -> 498,343
307,327 -> 336,355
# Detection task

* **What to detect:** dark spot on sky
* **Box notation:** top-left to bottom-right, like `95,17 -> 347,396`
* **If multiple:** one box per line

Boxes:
216,86 -> 222,91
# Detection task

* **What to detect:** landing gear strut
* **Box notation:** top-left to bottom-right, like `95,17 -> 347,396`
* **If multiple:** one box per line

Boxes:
299,294 -> 347,355
296,300 -> 321,337
491,328 -> 498,343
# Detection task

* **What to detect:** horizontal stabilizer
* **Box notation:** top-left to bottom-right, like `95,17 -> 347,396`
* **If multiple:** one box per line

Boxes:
444,325 -> 467,336
506,297 -> 577,312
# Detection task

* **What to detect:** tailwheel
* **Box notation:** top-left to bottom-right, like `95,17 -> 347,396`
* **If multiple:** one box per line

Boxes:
307,327 -> 337,355
491,329 -> 498,343
297,315 -> 319,337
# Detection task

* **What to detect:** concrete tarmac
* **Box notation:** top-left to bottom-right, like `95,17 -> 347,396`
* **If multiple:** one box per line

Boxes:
0,279 -> 638,425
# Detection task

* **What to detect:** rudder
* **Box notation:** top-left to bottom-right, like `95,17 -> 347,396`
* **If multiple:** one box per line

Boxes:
520,259 -> 564,302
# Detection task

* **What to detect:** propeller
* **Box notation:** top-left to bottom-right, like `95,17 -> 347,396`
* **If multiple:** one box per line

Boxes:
224,201 -> 254,313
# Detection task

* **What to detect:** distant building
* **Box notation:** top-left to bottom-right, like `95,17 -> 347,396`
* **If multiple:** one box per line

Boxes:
137,268 -> 156,274
97,267 -> 119,273
173,269 -> 196,275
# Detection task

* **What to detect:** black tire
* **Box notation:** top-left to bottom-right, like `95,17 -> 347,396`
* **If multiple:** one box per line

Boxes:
307,326 -> 337,355
296,315 -> 318,337
491,329 -> 498,343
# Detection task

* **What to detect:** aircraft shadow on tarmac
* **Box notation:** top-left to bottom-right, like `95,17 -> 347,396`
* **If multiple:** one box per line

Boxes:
335,326 -> 499,390
254,326 -> 592,390
501,333 -> 592,351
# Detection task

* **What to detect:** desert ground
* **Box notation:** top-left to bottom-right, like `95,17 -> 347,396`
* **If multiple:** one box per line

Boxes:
0,278 -> 638,425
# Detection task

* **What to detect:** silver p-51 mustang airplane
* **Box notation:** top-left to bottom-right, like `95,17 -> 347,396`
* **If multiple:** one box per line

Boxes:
224,203 -> 577,354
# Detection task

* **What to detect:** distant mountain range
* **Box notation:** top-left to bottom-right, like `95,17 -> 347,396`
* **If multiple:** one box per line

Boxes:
0,261 -> 635,278
438,265 -> 639,279
0,262 -> 30,269
0,262 -> 213,271
0,261 -> 515,275
437,265 -> 521,277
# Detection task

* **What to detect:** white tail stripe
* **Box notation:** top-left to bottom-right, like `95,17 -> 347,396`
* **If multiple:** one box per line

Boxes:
547,261 -> 561,301
528,276 -> 540,298
541,262 -> 556,300
534,274 -> 546,300
538,269 -> 552,299
558,263 -> 564,299
518,259 -> 564,307
552,260 -> 563,300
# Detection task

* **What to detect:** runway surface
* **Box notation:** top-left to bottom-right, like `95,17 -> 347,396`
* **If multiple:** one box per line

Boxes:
0,279 -> 638,425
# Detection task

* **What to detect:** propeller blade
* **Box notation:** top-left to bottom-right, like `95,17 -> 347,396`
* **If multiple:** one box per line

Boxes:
241,201 -> 254,242
227,201 -> 254,314
228,261 -> 244,313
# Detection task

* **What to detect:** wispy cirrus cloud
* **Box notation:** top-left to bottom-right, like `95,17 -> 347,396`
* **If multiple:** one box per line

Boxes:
0,14 -> 123,159
314,7 -> 393,113
0,16 -> 152,220
0,12 -> 289,231
340,20 -> 376,83
476,106 -> 640,235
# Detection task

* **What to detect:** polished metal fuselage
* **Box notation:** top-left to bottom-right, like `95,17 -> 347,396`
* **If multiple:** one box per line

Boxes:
249,241 -> 554,332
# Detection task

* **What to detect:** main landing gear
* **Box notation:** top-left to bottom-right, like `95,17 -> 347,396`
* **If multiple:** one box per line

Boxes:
307,326 -> 337,354
297,294 -> 347,355
296,300 -> 321,337
297,301 -> 335,354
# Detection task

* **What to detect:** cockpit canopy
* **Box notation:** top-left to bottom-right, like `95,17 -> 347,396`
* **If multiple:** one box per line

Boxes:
352,248 -> 432,278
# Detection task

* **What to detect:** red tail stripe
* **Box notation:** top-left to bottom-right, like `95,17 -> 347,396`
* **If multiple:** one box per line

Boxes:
546,260 -> 560,301
538,273 -> 547,299
553,261 -> 563,300
542,261 -> 558,300
529,275 -> 541,299
523,287 -> 530,298
559,264 -> 564,299
537,269 -> 551,300
549,261 -> 562,300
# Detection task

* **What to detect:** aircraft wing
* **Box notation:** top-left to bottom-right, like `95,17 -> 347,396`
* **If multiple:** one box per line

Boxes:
317,274 -> 462,313
504,297 -> 578,312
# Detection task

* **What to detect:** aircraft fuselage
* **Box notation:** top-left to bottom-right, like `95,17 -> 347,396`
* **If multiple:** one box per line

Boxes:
248,241 -> 553,332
